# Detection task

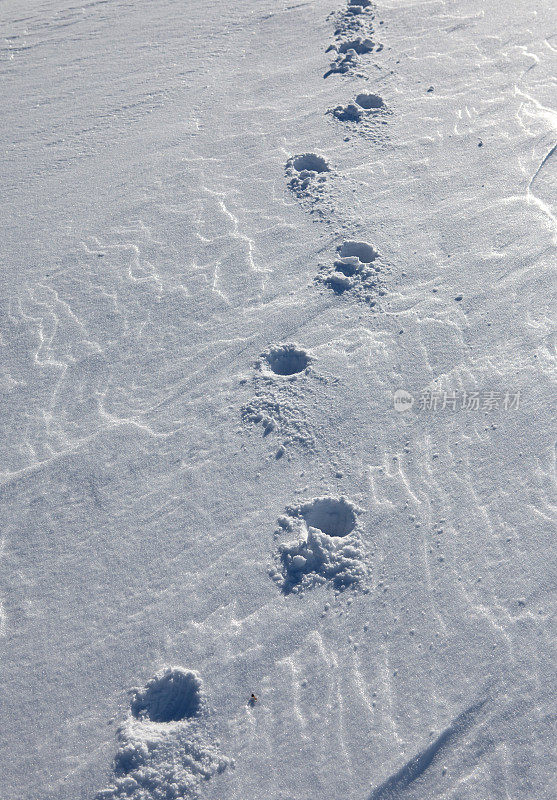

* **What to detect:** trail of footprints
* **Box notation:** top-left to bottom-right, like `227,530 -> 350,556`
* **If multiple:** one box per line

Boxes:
324,0 -> 382,78
286,1 -> 389,301
100,4 -> 392,798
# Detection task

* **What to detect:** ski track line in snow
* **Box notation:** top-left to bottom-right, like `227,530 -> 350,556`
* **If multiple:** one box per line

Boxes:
367,695 -> 490,800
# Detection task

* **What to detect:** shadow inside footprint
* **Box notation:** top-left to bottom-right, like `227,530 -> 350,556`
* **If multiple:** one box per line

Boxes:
300,496 -> 357,537
265,343 -> 310,376
355,92 -> 384,110
131,667 -> 202,723
291,153 -> 329,173
338,240 -> 378,262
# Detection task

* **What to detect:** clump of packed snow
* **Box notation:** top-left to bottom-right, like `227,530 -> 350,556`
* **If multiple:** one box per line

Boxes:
332,102 -> 364,122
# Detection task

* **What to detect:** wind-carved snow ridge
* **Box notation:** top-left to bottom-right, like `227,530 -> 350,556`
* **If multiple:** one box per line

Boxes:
97,667 -> 230,800
324,1 -> 382,79
515,89 -> 557,230
270,496 -> 369,593
527,139 -> 557,229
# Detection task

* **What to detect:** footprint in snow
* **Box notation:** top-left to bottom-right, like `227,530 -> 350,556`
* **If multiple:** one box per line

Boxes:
241,343 -> 316,452
316,239 -> 387,305
286,152 -> 331,206
130,667 -> 202,723
270,496 -> 369,594
329,91 -> 386,123
324,1 -> 381,78
97,667 -> 230,800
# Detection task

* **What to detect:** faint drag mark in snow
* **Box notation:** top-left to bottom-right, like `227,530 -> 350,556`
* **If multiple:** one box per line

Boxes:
0,419 -> 173,491
367,695 -> 489,800
270,496 -> 369,593
97,667 -> 230,800
241,342 -> 319,454
316,239 -> 387,305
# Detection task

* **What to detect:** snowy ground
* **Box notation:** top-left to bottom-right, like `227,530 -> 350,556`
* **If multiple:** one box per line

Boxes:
0,1 -> 556,798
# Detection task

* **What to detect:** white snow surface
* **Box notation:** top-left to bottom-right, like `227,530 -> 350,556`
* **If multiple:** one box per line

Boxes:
0,0 -> 556,799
